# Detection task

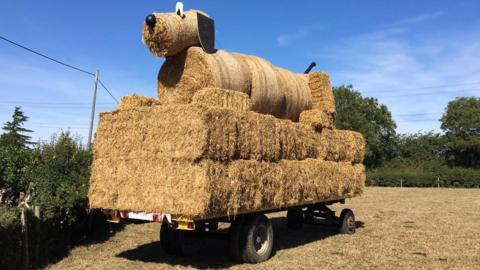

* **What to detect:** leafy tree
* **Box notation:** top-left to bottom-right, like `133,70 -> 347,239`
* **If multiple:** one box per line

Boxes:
0,107 -> 33,203
26,130 -> 91,226
440,97 -> 480,168
1,107 -> 33,148
334,85 -> 397,168
396,132 -> 446,165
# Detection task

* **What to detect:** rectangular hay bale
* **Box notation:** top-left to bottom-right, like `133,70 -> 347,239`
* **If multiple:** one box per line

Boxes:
299,109 -> 335,131
93,104 -> 320,162
88,158 -> 365,219
318,129 -> 365,164
191,87 -> 251,112
119,94 -> 162,110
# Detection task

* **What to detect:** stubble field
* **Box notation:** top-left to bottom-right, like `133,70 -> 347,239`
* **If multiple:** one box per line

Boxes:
48,187 -> 480,269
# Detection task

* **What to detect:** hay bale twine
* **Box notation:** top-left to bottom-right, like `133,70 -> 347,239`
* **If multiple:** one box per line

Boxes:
142,10 -> 208,57
233,53 -> 284,118
157,47 -> 251,104
158,47 -> 312,121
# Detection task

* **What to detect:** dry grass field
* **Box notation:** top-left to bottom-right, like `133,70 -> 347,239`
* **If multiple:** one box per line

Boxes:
48,187 -> 480,269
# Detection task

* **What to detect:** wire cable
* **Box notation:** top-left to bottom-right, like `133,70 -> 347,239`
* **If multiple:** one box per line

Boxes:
98,80 -> 119,103
0,34 -> 119,103
0,35 -> 95,76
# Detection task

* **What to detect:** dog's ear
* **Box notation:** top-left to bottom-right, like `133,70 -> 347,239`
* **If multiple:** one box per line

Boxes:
197,12 -> 216,54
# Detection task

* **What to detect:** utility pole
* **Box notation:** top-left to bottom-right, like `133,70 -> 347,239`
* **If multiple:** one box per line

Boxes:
88,70 -> 99,148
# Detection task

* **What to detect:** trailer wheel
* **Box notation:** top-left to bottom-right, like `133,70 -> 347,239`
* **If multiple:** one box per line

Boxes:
286,208 -> 303,228
160,224 -> 182,255
338,209 -> 356,235
241,214 -> 274,263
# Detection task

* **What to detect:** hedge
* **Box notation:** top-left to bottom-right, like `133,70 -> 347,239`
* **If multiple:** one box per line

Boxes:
367,166 -> 480,188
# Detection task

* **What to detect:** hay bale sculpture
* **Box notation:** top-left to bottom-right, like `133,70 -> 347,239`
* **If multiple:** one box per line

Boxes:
88,9 -> 366,219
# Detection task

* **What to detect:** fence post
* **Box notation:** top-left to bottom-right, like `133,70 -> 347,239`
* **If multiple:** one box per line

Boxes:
400,177 -> 403,188
34,206 -> 41,267
20,206 -> 29,270
437,177 -> 440,188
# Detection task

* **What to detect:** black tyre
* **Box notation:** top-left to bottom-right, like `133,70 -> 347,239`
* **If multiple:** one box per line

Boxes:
160,224 -> 183,254
286,208 -> 303,228
240,214 -> 274,264
338,209 -> 356,235
228,218 -> 245,262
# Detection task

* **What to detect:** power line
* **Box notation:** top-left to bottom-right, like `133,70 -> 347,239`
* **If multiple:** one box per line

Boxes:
0,101 -> 112,105
98,80 -> 119,103
0,35 -> 95,76
0,34 -> 119,103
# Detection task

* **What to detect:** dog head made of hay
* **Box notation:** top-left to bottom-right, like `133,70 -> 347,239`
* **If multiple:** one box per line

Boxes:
142,5 -> 214,57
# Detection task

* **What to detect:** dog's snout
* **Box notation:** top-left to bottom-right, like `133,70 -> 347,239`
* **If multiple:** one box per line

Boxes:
145,14 -> 156,28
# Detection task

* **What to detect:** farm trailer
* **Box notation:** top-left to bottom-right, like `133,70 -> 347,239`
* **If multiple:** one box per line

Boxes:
103,198 -> 356,263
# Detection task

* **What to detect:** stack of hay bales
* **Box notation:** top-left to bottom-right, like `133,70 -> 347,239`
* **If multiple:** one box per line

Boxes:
88,10 -> 366,219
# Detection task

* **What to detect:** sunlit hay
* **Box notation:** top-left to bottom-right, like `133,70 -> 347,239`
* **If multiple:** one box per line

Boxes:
157,47 -> 250,104
192,87 -> 251,112
233,53 -> 284,118
92,104 -> 319,162
308,71 -> 336,118
318,129 -> 366,164
142,10 -> 208,57
118,94 -> 162,110
89,158 -> 365,219
299,109 -> 335,132
158,47 -> 312,121
275,67 -> 312,121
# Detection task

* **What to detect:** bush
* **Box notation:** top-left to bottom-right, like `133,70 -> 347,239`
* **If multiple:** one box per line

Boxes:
0,206 -> 22,270
367,164 -> 480,188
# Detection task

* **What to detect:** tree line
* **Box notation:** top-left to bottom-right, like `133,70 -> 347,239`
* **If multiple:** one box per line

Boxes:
334,85 -> 480,187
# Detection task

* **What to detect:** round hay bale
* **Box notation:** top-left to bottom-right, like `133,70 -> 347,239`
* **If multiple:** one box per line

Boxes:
233,53 -> 284,118
158,48 -> 312,121
142,10 -> 207,57
158,47 -> 250,104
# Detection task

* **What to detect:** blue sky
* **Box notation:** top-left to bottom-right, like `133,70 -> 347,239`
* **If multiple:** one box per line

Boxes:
1,0 -> 479,143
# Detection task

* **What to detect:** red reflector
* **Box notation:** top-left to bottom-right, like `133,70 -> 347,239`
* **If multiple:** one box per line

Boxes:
188,222 -> 194,229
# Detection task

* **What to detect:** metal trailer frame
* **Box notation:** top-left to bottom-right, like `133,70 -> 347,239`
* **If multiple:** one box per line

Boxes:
103,197 -> 357,263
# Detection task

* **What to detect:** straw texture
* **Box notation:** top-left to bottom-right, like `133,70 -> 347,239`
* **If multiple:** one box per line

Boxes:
318,129 -> 366,164
119,94 -> 162,110
92,104 -> 320,162
157,47 -> 312,121
142,10 -> 207,57
89,158 -> 365,219
308,71 -> 336,118
299,109 -> 335,131
191,87 -> 251,112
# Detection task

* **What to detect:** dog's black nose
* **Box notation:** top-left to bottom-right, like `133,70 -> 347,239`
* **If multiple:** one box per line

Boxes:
145,14 -> 156,28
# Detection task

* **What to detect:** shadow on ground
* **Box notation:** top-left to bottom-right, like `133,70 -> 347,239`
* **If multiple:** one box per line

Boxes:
116,217 -> 365,268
